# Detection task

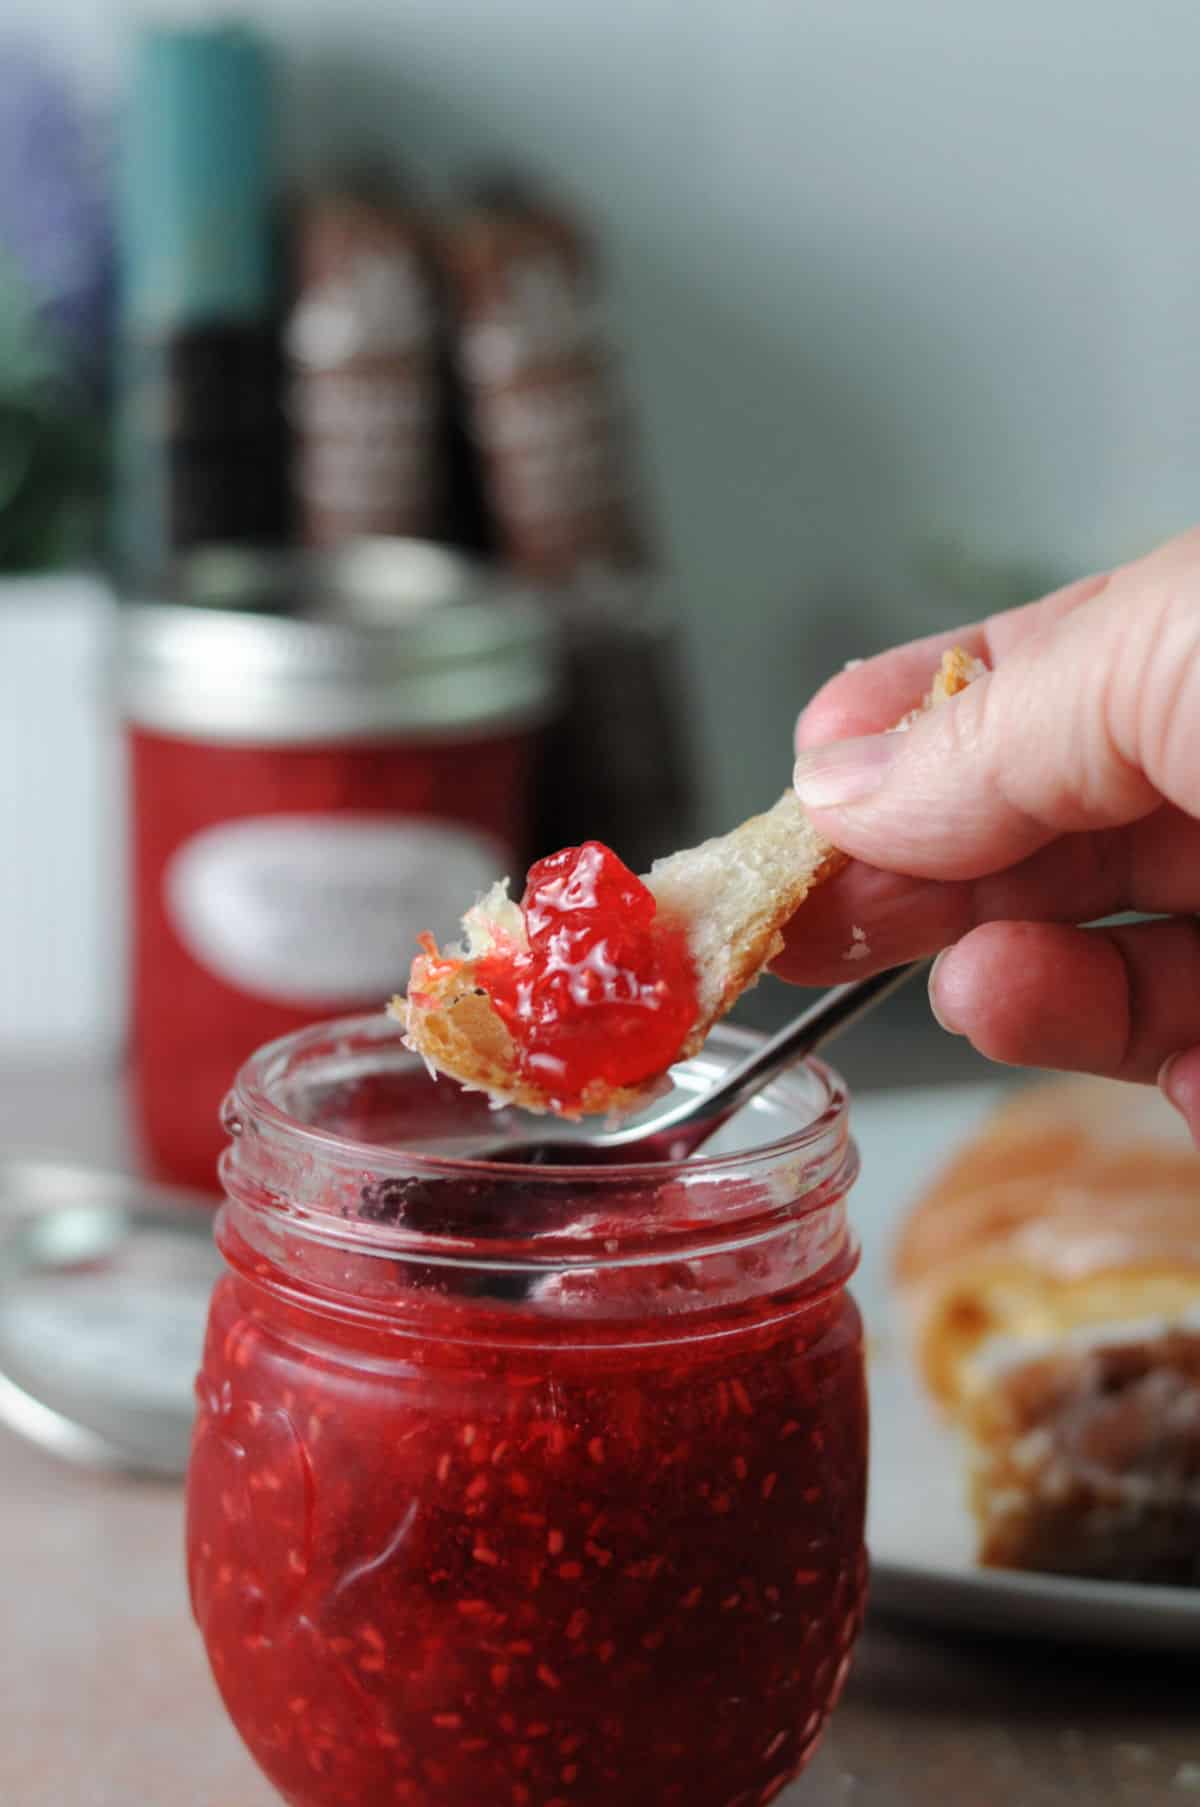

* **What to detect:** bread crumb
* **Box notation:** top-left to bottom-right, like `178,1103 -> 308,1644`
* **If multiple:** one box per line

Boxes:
842,658 -> 864,671
843,925 -> 870,962
1175,1762 -> 1200,1791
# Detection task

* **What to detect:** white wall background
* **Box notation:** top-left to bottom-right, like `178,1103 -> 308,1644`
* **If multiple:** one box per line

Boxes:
19,1 -> 1200,827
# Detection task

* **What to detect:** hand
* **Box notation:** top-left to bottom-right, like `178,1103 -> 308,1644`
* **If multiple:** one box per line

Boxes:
777,527 -> 1200,1142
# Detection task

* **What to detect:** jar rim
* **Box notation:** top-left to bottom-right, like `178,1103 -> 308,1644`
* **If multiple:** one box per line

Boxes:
228,1010 -> 851,1188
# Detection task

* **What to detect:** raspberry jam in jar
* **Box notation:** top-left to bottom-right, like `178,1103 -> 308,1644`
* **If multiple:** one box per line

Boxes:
119,541 -> 559,1193
187,1014 -> 867,1807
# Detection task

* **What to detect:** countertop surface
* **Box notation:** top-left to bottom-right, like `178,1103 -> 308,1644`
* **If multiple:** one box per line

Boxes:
2,1025 -> 1199,1807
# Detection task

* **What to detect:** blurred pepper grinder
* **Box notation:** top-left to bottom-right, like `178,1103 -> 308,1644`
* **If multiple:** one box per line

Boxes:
442,184 -> 696,870
112,23 -> 287,586
286,173 -> 444,546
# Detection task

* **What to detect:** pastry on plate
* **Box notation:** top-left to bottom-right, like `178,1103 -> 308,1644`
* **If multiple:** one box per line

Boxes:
894,1077 -> 1200,1584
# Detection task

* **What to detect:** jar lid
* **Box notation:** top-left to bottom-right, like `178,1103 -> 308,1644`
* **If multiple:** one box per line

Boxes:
0,1157 -> 220,1477
118,538 -> 562,744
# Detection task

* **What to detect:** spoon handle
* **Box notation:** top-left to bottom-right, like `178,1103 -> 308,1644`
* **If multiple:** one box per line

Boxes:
697,960 -> 928,1124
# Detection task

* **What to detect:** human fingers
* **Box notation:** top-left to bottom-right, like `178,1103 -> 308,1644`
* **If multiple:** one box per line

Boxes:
794,572 -> 1110,750
1160,1045 -> 1200,1147
927,916 -> 1200,1086
792,529 -> 1200,880
774,805 -> 1200,985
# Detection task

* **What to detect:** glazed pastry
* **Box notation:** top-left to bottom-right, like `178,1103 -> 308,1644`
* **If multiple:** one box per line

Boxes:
895,1078 -> 1200,1582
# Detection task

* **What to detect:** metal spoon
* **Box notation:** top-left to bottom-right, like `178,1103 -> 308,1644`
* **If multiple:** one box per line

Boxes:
480,960 -> 926,1166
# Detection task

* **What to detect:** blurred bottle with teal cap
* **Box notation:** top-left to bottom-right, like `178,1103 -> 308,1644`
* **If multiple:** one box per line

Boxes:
113,21 -> 287,585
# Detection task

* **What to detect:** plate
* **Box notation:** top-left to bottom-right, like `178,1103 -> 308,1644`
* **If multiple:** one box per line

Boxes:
850,1082 -> 1200,1651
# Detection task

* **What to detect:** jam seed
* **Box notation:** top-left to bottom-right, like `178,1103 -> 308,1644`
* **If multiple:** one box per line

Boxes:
558,1561 -> 583,1580
730,1379 -> 753,1416
547,1528 -> 565,1555
432,1713 -> 462,1730
359,1655 -> 386,1673
733,1456 -> 748,1480
763,1731 -> 789,1760
436,1453 -> 452,1484
288,1697 -> 307,1715
473,1545 -> 500,1565
585,1541 -> 613,1566
491,1664 -> 510,1689
462,1424 -> 477,1447
562,1765 -> 580,1784
780,1420 -> 800,1439
536,1663 -> 561,1690
721,1593 -> 742,1611
680,1586 -> 703,1609
466,1474 -> 490,1500
587,1436 -> 605,1464
508,1472 -> 530,1496
597,1641 -> 615,1663
566,1608 -> 589,1639
761,1472 -> 778,1501
360,1624 -> 386,1651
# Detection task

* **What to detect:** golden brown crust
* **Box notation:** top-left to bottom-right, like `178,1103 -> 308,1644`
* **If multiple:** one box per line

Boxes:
894,1078 -> 1200,1408
894,1075 -> 1200,1581
399,647 -> 983,1114
964,1324 -> 1200,1582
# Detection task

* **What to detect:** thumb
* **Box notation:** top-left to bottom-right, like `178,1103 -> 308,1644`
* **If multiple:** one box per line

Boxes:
792,545 -> 1200,881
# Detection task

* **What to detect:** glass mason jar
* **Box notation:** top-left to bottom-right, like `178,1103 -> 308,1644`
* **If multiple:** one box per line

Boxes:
186,1013 -> 868,1807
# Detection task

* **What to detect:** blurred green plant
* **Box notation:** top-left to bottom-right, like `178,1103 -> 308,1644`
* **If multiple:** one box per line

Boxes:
0,254 -> 104,572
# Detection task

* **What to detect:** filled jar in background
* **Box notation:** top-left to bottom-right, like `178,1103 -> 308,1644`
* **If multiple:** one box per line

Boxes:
119,541 -> 560,1193
186,1013 -> 868,1807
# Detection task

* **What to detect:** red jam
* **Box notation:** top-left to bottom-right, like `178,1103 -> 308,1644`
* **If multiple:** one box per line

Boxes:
186,1022 -> 868,1807
474,841 -> 698,1108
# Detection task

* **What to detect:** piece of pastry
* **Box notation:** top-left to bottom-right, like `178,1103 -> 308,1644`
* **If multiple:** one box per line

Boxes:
894,1077 -> 1200,1583
395,648 -> 983,1115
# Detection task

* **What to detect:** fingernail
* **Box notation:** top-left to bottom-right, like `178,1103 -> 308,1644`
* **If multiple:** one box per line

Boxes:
793,733 -> 899,810
1159,1051 -> 1182,1105
928,949 -> 965,1035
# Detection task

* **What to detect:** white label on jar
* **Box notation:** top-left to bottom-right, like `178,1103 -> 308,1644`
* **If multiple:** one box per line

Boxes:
166,813 -> 510,1006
